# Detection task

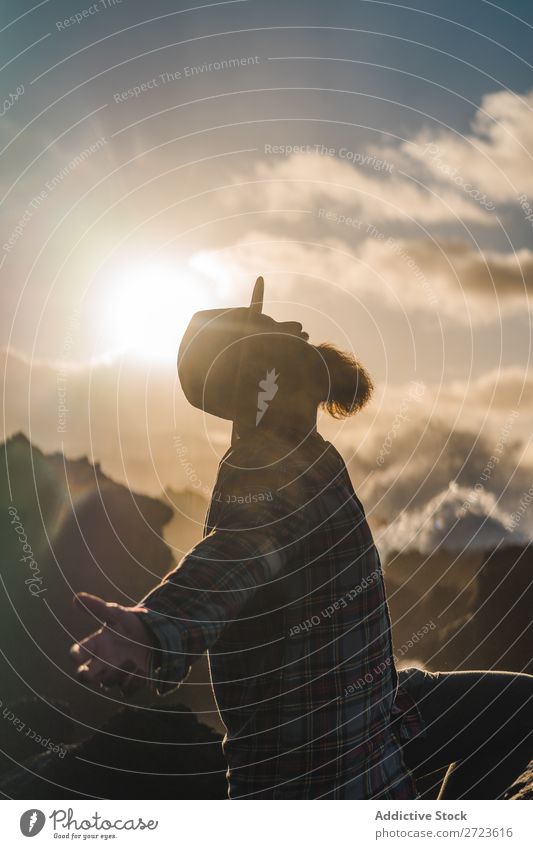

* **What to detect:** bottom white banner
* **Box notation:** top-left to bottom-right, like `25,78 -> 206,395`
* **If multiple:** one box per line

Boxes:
0,799 -> 531,848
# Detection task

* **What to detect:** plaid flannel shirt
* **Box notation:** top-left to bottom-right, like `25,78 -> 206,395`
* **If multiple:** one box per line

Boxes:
138,429 -> 424,799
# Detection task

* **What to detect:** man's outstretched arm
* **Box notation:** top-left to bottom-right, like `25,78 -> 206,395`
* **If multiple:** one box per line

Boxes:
70,493 -> 301,695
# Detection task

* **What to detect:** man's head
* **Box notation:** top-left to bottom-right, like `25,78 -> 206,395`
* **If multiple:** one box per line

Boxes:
177,277 -> 373,440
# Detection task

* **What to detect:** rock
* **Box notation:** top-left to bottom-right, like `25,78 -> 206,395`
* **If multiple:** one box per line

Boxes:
0,703 -> 227,799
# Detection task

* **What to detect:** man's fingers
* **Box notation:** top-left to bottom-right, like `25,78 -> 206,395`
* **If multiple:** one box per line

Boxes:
75,657 -> 143,694
73,592 -> 119,625
71,597 -> 153,695
75,657 -> 108,686
70,630 -> 103,664
75,656 -> 122,688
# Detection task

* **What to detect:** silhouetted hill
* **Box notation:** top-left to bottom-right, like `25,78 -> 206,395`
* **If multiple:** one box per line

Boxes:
384,543 -> 533,674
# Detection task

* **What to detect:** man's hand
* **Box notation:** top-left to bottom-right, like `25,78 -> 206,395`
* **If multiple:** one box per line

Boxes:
70,592 -> 157,695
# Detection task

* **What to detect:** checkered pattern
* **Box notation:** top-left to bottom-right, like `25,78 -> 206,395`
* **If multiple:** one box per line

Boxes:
138,430 -> 423,798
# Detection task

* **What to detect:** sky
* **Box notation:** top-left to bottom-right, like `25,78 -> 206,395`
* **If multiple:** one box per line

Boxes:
2,0 -> 533,551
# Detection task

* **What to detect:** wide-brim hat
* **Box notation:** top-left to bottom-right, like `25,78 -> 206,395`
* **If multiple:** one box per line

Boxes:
177,277 -> 309,432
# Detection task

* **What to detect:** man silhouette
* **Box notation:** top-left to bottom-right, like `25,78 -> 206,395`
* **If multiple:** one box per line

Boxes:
71,278 -> 532,799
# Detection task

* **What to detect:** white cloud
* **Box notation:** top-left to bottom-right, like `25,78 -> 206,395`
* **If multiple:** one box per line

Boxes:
377,482 -> 526,560
228,149 -> 492,225
191,230 -> 533,321
394,88 -> 533,204
359,237 -> 533,319
344,369 -> 533,551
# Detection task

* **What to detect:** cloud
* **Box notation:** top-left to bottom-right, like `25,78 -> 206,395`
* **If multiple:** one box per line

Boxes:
356,416 -> 528,517
197,89 -> 533,322
222,88 -> 531,223
358,237 -> 533,319
393,88 -> 533,205
443,366 -> 533,410
344,370 -> 533,552
228,149 -> 492,225
191,230 -> 532,321
377,483 -> 527,559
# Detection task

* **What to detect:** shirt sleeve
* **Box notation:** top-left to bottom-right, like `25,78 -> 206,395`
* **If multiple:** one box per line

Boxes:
136,473 -> 303,696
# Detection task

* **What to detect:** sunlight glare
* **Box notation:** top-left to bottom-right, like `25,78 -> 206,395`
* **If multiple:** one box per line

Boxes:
105,259 -> 210,361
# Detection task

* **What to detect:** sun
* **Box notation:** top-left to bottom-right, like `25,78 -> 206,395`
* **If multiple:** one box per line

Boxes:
104,258 -> 210,362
